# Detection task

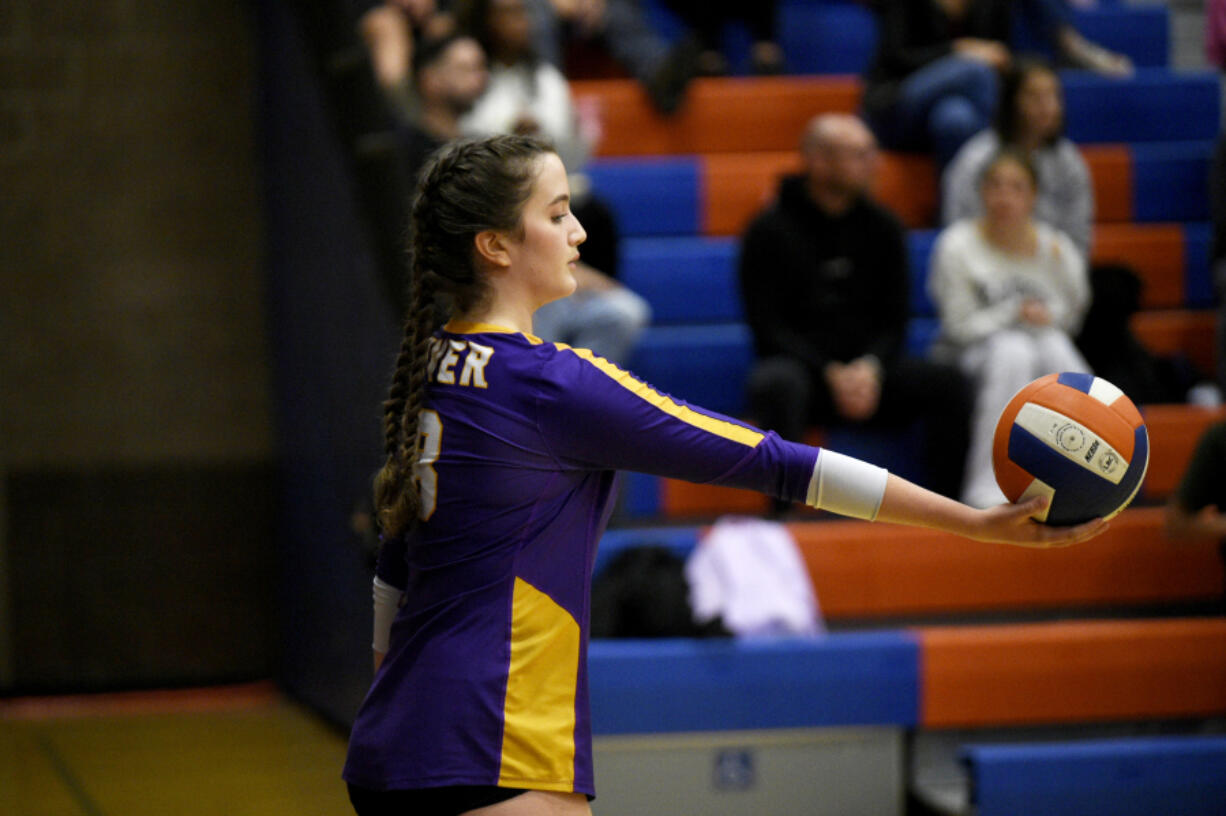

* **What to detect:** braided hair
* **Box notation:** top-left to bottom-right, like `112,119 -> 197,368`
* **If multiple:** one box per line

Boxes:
373,134 -> 554,538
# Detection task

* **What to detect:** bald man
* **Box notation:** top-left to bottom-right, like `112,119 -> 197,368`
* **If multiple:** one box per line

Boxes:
739,114 -> 972,507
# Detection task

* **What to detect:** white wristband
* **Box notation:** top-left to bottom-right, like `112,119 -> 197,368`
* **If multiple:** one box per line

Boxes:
372,577 -> 404,653
806,449 -> 889,521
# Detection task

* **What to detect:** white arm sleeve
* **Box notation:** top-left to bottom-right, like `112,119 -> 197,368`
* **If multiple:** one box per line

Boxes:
805,448 -> 889,521
372,577 -> 404,653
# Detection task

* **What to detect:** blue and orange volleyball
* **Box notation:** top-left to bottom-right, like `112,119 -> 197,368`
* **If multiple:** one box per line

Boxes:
993,373 -> 1149,525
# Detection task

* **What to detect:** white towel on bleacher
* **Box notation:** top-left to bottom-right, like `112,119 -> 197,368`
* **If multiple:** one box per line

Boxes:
684,516 -> 824,638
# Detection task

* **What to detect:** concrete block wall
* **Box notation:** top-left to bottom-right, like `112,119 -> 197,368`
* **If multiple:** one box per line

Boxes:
0,0 -> 275,691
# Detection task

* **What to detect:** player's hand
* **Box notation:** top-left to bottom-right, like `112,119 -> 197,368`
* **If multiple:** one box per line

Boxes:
969,496 -> 1108,548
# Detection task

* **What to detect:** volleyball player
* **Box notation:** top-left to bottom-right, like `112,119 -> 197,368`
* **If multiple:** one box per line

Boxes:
342,134 -> 1106,816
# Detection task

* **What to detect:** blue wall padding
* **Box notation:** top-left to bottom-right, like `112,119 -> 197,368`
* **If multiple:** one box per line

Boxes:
588,158 -> 700,236
589,634 -> 920,734
1063,70 -> 1221,143
627,323 -> 754,416
1132,141 -> 1213,222
594,526 -> 701,576
1183,222 -> 1215,308
621,237 -> 742,322
963,736 -> 1226,816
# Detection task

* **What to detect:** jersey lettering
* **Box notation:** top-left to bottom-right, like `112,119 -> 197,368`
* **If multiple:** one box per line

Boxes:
414,409 -> 443,520
426,337 -> 495,388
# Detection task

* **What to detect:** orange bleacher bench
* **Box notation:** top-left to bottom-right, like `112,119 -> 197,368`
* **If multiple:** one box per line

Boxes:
1132,310 -> 1218,382
699,146 -> 1131,235
1093,223 -> 1186,307
1140,404 -> 1226,499
573,76 -> 860,156
788,507 -> 1224,620
917,618 -> 1226,727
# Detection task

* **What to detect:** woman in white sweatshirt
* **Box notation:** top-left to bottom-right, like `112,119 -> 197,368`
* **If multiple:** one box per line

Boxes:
930,149 -> 1091,508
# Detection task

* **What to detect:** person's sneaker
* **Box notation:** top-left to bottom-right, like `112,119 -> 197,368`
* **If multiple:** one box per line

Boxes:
644,35 -> 702,115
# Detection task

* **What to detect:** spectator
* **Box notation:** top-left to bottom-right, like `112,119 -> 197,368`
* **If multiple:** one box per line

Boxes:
740,114 -> 972,507
399,32 -> 489,181
502,0 -> 701,114
863,0 -> 1130,169
459,0 -> 593,170
459,0 -> 650,364
943,58 -> 1092,256
658,0 -> 783,76
356,0 -> 457,114
363,32 -> 486,316
929,149 -> 1091,507
1164,419 -> 1226,610
862,0 -> 1011,168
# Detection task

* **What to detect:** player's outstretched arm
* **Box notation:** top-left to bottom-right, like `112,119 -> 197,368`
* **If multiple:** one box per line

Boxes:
874,473 -> 1108,548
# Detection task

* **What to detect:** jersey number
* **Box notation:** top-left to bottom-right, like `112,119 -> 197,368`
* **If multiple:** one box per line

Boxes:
414,409 -> 442,520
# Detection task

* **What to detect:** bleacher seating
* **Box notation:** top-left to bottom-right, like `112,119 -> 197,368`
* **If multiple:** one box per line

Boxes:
579,66 -> 1220,517
962,736 -> 1226,816
580,3 -> 1225,812
596,507 -> 1225,619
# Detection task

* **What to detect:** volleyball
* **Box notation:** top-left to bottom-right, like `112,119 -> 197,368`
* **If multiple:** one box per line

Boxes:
993,373 -> 1149,525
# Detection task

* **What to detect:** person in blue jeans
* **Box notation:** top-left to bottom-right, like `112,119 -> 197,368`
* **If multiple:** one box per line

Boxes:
862,0 -> 1130,169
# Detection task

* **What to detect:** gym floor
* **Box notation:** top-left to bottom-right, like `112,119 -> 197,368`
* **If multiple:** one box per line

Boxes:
0,684 -> 352,816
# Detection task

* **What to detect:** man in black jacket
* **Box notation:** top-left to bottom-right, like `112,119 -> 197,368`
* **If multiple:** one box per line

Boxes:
739,113 -> 971,500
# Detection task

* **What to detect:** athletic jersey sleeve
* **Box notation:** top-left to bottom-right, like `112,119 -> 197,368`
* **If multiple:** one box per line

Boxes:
533,344 -> 819,503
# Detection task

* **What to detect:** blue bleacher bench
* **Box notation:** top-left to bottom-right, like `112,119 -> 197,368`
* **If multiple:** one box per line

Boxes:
639,0 -> 1169,76
589,634 -> 920,734
963,736 -> 1226,816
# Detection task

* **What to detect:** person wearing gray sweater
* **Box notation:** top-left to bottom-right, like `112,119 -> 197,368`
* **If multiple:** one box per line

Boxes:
931,149 -> 1091,508
942,59 -> 1093,257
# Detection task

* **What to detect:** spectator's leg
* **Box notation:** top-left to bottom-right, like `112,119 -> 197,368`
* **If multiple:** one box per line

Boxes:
523,0 -> 564,68
600,0 -> 675,82
601,0 -> 701,113
893,56 -> 998,165
958,330 -> 1040,507
1031,326 -> 1092,375
531,297 -> 578,347
875,358 -> 973,500
558,288 -> 652,366
1019,0 -> 1132,76
746,356 -> 814,444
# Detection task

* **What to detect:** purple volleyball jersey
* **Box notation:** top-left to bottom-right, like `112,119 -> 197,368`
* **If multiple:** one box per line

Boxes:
342,321 -> 821,796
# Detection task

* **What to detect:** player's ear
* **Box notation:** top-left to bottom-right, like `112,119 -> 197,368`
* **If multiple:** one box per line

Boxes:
474,229 -> 513,270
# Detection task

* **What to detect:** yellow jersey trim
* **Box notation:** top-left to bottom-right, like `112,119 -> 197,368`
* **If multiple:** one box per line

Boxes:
444,320 -> 543,345
557,344 -> 765,448
498,577 -> 579,790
